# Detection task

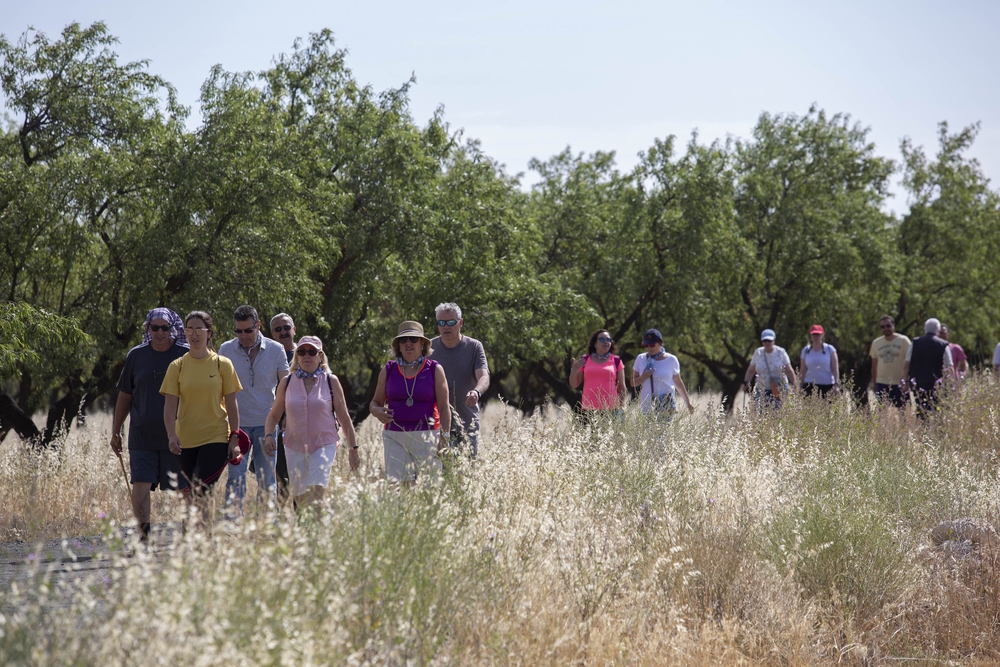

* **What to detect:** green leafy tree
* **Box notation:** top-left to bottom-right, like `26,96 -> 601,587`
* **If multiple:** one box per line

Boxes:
0,22 -> 185,442
896,122 -> 1000,359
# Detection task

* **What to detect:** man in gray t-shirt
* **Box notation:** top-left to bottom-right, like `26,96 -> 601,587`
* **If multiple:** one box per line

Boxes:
429,302 -> 489,457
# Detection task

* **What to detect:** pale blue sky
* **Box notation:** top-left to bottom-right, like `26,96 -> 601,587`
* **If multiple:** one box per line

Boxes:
4,1 -> 998,213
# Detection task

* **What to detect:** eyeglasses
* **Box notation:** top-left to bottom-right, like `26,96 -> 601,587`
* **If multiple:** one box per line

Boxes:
597,337 -> 613,344
437,319 -> 459,327
184,327 -> 210,334
296,348 -> 319,357
273,325 -> 293,333
234,327 -> 257,334
398,336 -> 421,344
148,324 -> 171,332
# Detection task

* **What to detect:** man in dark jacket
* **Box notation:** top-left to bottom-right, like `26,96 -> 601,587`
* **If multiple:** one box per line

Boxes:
902,318 -> 953,418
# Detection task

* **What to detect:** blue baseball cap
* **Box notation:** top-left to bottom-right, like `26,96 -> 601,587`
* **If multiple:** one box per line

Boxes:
760,329 -> 776,341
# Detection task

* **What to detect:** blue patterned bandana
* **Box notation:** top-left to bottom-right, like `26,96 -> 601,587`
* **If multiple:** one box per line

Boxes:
295,367 -> 325,379
141,308 -> 188,347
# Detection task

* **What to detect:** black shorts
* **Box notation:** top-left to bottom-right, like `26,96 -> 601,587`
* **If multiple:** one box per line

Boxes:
129,449 -> 188,491
180,443 -> 230,495
802,383 -> 834,399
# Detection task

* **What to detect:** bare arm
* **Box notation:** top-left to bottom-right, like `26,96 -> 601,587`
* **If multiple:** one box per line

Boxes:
901,360 -> 911,393
830,350 -> 841,390
467,368 -> 489,406
569,356 -> 587,389
616,365 -> 627,407
163,394 -> 180,454
263,377 -> 289,456
330,375 -> 360,471
784,363 -> 796,388
435,364 -> 451,436
870,356 -> 879,388
674,374 -> 694,412
110,391 -> 132,455
369,367 -> 391,425
224,393 -> 241,459
743,363 -> 757,387
799,354 -> 809,388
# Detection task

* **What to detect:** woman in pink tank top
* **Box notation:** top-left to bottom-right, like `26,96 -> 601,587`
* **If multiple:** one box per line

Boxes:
569,329 -> 626,414
264,336 -> 358,510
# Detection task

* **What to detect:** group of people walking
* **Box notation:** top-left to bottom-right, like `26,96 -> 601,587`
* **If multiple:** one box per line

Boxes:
110,302 -> 995,538
740,315 -> 971,416
110,302 -> 489,539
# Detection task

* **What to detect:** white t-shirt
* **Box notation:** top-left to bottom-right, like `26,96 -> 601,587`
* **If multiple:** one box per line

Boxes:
633,352 -> 681,409
993,343 -> 1000,366
751,346 -> 791,384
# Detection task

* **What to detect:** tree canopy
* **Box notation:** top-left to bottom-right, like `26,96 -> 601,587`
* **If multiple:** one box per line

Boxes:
3,22 -> 1000,444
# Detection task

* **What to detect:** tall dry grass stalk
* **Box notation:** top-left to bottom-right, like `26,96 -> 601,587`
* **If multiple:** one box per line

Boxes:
2,376 -> 1000,665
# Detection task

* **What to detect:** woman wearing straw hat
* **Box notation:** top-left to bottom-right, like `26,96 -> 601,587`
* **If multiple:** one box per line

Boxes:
370,321 -> 451,482
160,310 -> 242,524
799,324 -> 840,398
263,336 -> 359,510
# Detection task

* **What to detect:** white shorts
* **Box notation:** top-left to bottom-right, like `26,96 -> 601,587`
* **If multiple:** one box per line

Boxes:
382,429 -> 441,482
284,444 -> 337,496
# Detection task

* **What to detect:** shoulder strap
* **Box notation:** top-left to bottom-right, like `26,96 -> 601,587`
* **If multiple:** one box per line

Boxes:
326,374 -> 339,426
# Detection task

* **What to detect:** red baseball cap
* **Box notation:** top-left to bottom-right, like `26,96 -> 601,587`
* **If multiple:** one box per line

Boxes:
809,325 -> 824,335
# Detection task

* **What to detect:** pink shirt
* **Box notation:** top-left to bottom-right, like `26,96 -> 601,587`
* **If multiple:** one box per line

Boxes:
283,374 -> 340,453
581,355 -> 623,410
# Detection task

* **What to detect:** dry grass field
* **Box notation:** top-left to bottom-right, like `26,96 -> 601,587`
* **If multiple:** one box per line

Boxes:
2,376 -> 1000,665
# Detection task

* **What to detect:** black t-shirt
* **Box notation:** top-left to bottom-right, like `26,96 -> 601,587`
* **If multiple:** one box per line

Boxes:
116,342 -> 188,450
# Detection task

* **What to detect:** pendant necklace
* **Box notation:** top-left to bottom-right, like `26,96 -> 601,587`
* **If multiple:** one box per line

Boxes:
401,358 -> 423,407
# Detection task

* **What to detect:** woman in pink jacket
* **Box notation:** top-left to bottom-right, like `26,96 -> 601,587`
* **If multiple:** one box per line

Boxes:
264,336 -> 359,509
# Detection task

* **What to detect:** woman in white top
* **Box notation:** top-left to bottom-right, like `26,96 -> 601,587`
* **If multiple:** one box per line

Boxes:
799,324 -> 840,398
630,328 -> 694,415
743,328 -> 797,408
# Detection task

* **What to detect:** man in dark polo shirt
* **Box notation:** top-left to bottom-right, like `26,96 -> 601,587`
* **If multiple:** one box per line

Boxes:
430,302 -> 489,457
902,318 -> 953,418
110,308 -> 189,542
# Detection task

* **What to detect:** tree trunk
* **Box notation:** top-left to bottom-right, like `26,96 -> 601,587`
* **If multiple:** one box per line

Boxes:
0,393 -> 40,444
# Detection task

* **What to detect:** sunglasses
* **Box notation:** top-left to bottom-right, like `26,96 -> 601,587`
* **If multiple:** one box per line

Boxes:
234,327 -> 257,334
148,324 -> 171,332
296,348 -> 319,357
273,325 -> 293,333
642,342 -> 660,348
398,336 -> 421,344
437,319 -> 459,327
184,327 -> 209,334
880,324 -> 893,329
597,337 -> 613,343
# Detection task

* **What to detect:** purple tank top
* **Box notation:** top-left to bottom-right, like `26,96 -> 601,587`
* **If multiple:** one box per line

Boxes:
384,358 -> 440,432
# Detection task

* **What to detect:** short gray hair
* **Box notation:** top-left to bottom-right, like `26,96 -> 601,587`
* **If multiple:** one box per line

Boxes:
434,302 -> 462,320
924,318 -> 941,335
270,312 -> 294,327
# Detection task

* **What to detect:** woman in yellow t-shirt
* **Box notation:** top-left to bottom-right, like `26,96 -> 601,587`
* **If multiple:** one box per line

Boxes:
160,311 -> 242,521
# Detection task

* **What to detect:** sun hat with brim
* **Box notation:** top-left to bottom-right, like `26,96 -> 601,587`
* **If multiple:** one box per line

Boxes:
760,329 -> 776,341
394,320 -> 430,342
228,428 -> 253,466
809,325 -> 824,335
296,335 -> 323,351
